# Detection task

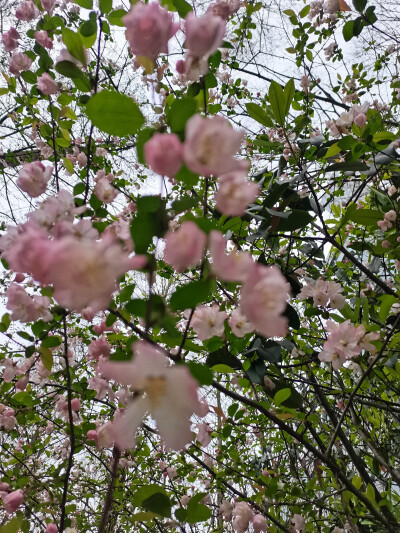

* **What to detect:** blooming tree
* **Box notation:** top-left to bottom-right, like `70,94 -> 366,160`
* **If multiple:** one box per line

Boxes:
0,0 -> 400,532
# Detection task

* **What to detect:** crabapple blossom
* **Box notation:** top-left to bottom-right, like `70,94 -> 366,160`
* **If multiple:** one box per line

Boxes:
240,264 -> 290,338
209,230 -> 253,282
196,422 -> 212,446
15,0 -> 38,21
215,171 -> 259,216
9,52 -> 32,76
94,176 -> 119,203
122,2 -> 179,61
37,73 -> 59,95
98,341 -> 202,450
88,337 -> 111,361
71,399 -> 81,411
354,113 -> 367,128
41,0 -> 55,10
290,514 -> 306,532
46,524 -> 58,533
184,114 -> 245,176
17,161 -> 53,197
144,133 -> 183,178
184,12 -> 226,58
232,501 -> 254,533
228,308 -> 254,337
318,320 -> 379,370
219,500 -> 233,520
298,279 -> 345,309
2,28 -> 20,52
34,30 -> 53,49
164,221 -> 206,272
6,283 -> 52,323
253,514 -> 268,533
3,489 -> 24,514
188,304 -> 227,340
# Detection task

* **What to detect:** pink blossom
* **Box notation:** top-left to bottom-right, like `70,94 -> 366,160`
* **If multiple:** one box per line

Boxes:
189,304 -> 227,341
98,341 -> 203,450
123,2 -> 179,61
6,283 -> 52,323
209,230 -> 253,282
144,133 -> 183,178
253,514 -> 268,533
232,501 -> 254,533
185,12 -> 226,58
196,422 -> 212,446
318,320 -> 378,370
88,337 -> 111,360
34,30 -> 53,49
39,236 -> 134,312
240,264 -> 290,338
354,113 -> 367,128
184,115 -> 245,176
46,524 -> 58,533
207,0 -> 240,19
2,28 -> 20,52
94,177 -> 119,203
41,0 -> 55,11
71,398 -> 81,411
164,221 -> 206,272
299,279 -> 345,309
228,308 -> 254,337
290,514 -> 306,532
215,171 -> 259,216
15,0 -> 38,21
9,52 -> 32,76
219,500 -> 233,520
4,489 -> 24,514
17,162 -> 53,197
88,376 -> 111,400
37,73 -> 59,95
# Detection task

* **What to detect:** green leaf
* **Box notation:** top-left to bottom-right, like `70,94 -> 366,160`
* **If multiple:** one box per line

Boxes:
99,0 -> 112,13
187,362 -> 213,385
0,313 -> 11,333
55,61 -> 86,80
80,14 -> 97,37
86,91 -> 144,136
364,5 -> 377,24
130,196 -> 168,253
353,0 -> 367,11
169,280 -> 212,311
345,204 -> 382,227
276,210 -> 314,231
0,515 -> 23,533
273,388 -> 291,406
42,335 -> 62,348
167,97 -> 197,133
325,161 -> 370,172
245,103 -> 274,128
379,295 -> 396,323
13,391 -> 35,407
343,20 -> 355,41
179,493 -> 212,524
74,0 -> 93,6
107,9 -> 127,26
284,303 -> 301,329
268,79 -> 294,126
62,28 -> 87,64
40,347 -> 54,372
134,485 -> 171,518
172,0 -> 192,18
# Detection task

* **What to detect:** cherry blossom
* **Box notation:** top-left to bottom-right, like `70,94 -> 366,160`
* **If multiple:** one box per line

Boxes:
228,308 -> 254,337
232,501 -> 254,533
34,30 -> 53,49
253,514 -> 268,533
15,0 -> 38,21
9,52 -> 32,76
98,341 -> 202,450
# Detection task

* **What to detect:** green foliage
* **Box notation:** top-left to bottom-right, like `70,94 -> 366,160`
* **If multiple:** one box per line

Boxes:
86,91 -> 144,136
